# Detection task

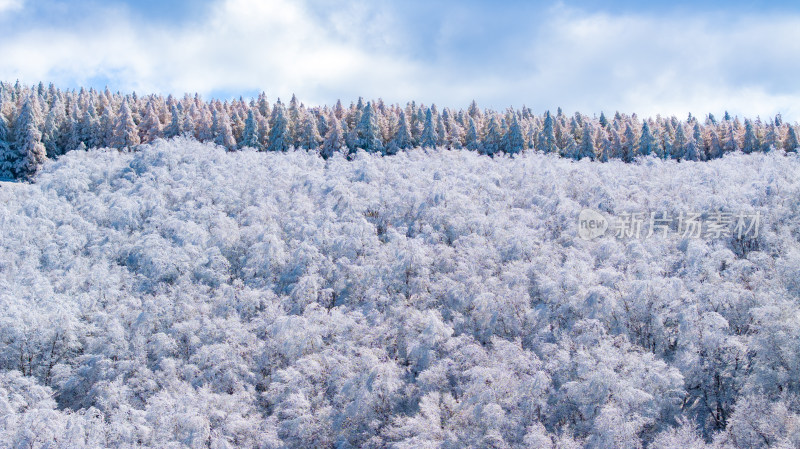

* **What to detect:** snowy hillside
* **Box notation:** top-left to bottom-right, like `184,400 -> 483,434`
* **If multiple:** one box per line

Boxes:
1,138 -> 800,448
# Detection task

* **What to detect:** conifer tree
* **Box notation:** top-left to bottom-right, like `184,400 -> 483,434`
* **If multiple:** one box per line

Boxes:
42,97 -> 65,157
321,117 -> 345,159
465,117 -> 480,152
579,122 -> 596,160
638,121 -> 657,157
420,108 -> 437,149
671,124 -> 687,160
562,133 -> 579,159
356,102 -> 383,153
684,123 -> 703,161
164,104 -> 183,139
761,124 -> 779,152
481,116 -> 502,156
621,124 -> 636,162
390,111 -> 413,153
501,115 -> 525,155
599,111 -> 609,129
784,127 -> 799,152
707,129 -> 724,159
6,95 -> 47,178
140,102 -> 163,144
112,100 -> 141,149
212,108 -> 236,150
268,102 -> 291,152
742,119 -> 759,154
297,110 -> 322,150
537,111 -> 558,154
239,109 -> 261,150
0,103 -> 13,178
597,128 -> 612,162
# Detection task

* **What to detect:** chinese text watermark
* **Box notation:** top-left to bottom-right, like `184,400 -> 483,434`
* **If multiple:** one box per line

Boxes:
578,209 -> 760,241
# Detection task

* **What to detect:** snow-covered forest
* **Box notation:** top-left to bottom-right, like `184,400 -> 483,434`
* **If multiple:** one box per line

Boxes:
1,133 -> 800,447
1,81 -> 799,180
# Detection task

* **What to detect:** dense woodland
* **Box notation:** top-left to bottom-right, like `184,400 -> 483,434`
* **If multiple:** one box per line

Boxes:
0,81 -> 799,179
1,136 -> 799,447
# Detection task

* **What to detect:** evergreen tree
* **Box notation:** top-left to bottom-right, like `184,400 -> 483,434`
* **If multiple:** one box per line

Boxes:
481,116 -> 502,156
597,128 -> 612,162
256,110 -> 270,148
164,104 -> 183,139
239,109 -> 261,150
0,104 -> 13,178
297,110 -> 322,150
467,100 -> 481,119
268,102 -> 291,152
501,115 -> 525,155
287,94 -> 301,143
661,123 -> 673,159
446,114 -> 464,149
390,111 -> 413,153
465,117 -> 480,152
436,112 -> 448,147
707,129 -> 724,159
562,133 -> 579,160
722,121 -> 739,154
684,123 -> 703,161
599,111 -> 609,129
621,124 -> 636,162
784,127 -> 799,152
578,122 -> 596,160
195,105 -> 214,142
671,124 -> 686,160
638,121 -> 657,157
321,117 -> 345,159
212,108 -> 236,150
356,102 -> 383,153
6,95 -> 47,178
99,101 -> 117,148
42,97 -> 65,157
140,102 -> 163,144
537,111 -> 558,154
761,124 -> 779,152
420,108 -> 437,149
742,119 -> 759,153
79,100 -> 100,148
112,100 -> 141,149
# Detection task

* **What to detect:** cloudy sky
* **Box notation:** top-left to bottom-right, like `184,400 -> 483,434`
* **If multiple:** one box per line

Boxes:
1,0 -> 799,120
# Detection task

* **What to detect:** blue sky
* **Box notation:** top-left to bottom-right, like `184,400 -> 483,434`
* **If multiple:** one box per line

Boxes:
2,0 -> 800,120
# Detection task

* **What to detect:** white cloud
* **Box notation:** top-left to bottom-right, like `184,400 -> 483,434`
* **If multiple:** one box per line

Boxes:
0,0 -> 421,105
0,0 -> 23,14
1,0 -> 799,121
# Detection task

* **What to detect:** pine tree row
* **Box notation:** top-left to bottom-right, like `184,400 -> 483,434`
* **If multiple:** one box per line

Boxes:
1,81 -> 798,179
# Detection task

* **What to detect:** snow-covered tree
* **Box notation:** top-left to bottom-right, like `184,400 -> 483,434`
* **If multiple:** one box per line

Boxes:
481,116 -> 502,156
239,109 -> 260,150
297,110 -> 322,150
784,126 -> 799,152
537,111 -> 558,154
321,116 -> 345,158
742,119 -> 759,153
3,95 -> 47,178
389,111 -> 413,153
268,102 -> 291,152
501,114 -> 525,155
356,102 -> 383,153
638,121 -> 657,157
212,108 -> 236,150
419,107 -> 437,149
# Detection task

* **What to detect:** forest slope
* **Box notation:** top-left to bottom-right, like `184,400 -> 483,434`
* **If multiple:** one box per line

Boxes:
1,138 -> 799,448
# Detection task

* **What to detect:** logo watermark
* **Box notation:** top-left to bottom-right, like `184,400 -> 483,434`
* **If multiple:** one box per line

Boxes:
578,209 -> 760,241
